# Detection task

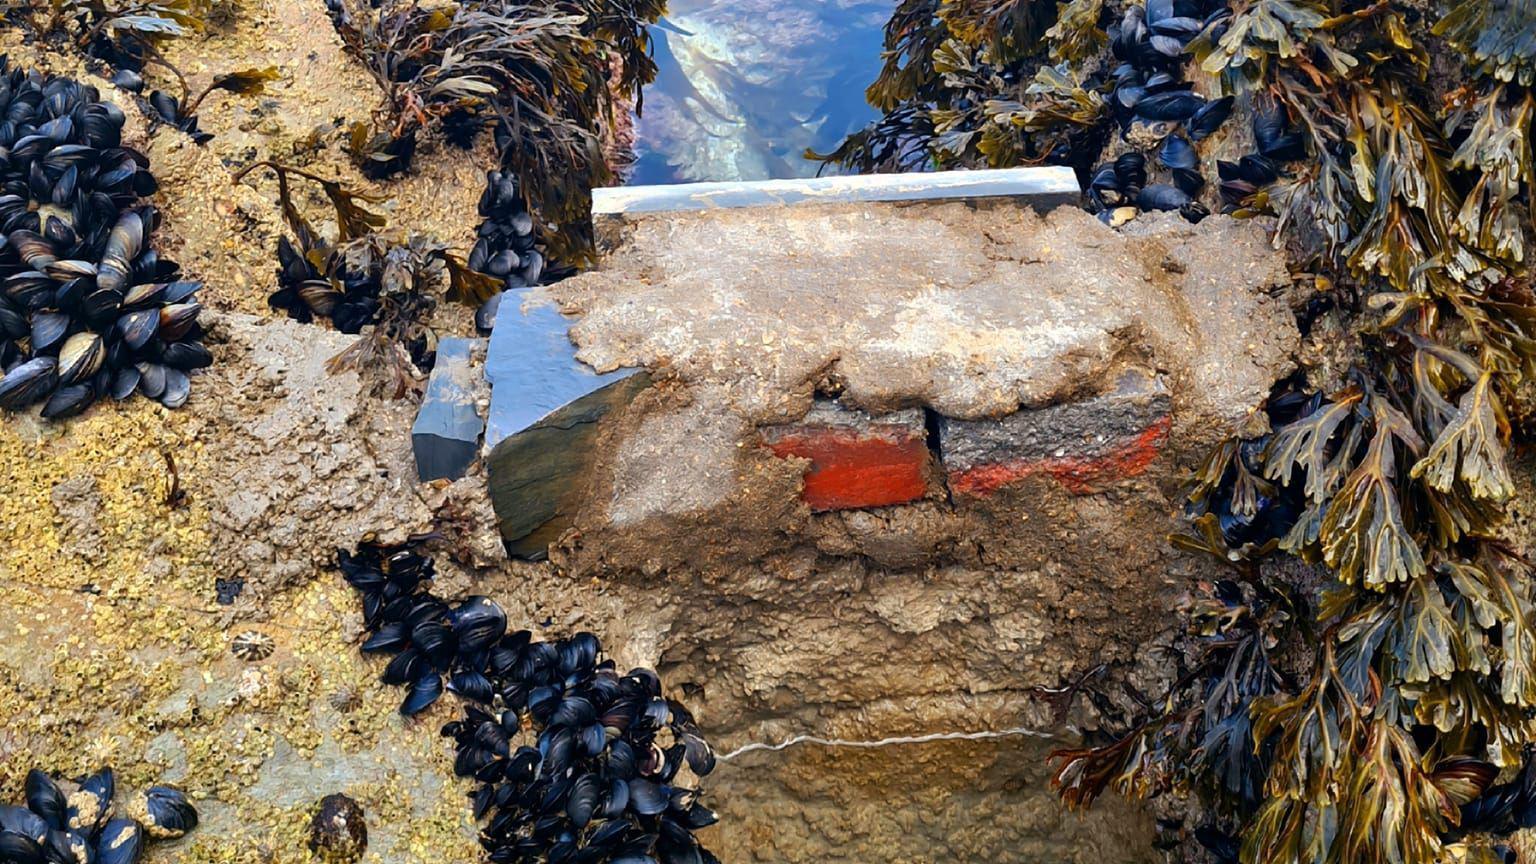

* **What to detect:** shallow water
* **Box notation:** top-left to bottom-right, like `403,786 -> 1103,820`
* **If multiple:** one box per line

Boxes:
628,0 -> 893,185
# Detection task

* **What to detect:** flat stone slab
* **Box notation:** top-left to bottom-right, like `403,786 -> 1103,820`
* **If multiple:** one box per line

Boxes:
411,337 -> 484,482
485,287 -> 642,449
593,167 -> 1080,215
760,400 -> 933,511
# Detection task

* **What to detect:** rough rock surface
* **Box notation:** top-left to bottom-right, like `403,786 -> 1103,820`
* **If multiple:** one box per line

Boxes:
0,9 -> 1297,864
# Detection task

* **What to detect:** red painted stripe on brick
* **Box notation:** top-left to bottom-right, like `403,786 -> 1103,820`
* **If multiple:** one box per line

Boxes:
949,416 -> 1171,497
767,428 -> 931,511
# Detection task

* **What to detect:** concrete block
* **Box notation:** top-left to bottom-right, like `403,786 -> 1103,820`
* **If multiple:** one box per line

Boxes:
939,370 -> 1172,496
410,337 -> 483,482
760,400 -> 932,511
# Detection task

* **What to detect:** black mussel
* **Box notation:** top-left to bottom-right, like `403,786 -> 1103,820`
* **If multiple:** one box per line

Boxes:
1149,34 -> 1186,57
1158,135 -> 1197,170
1253,104 -> 1307,161
448,596 -> 507,655
81,289 -> 123,326
109,367 -> 140,400
1188,95 -> 1233,140
41,383 -> 94,419
109,69 -> 144,93
135,786 -> 197,840
1113,152 -> 1147,191
93,819 -> 142,864
115,309 -> 159,350
566,775 -> 601,828
0,829 -> 46,864
158,367 -> 189,409
1138,183 -> 1193,212
1135,90 -> 1204,122
447,669 -> 495,703
381,647 -> 425,685
24,770 -> 66,830
361,621 -> 407,653
401,673 -> 444,716
96,211 -> 142,294
1,804 -> 48,841
475,292 -> 501,335
157,303 -> 200,341
628,780 -> 668,816
1172,167 -> 1205,195
121,283 -> 167,310
160,341 -> 211,370
134,362 -> 166,399
30,310 -> 69,351
0,356 -> 58,408
1237,154 -> 1279,186
0,302 -> 28,339
57,332 -> 103,384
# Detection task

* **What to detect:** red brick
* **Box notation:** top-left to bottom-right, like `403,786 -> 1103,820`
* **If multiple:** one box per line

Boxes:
762,402 -> 931,511
948,416 -> 1170,496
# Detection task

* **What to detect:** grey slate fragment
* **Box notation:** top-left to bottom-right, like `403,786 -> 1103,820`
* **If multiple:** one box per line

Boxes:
411,337 -> 484,482
938,369 -> 1171,471
484,287 -> 641,449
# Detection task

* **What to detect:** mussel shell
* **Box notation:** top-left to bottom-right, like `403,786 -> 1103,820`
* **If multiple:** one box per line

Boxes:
474,293 -> 501,335
9,230 -> 57,268
57,332 -> 104,384
447,596 -> 506,654
25,770 -> 67,830
115,309 -> 159,351
109,366 -> 140,400
0,829 -> 45,864
161,341 -> 211,370
157,303 -> 200,342
6,271 -> 55,308
68,769 -> 114,832
81,289 -> 123,325
159,368 -> 189,409
1172,167 -> 1205,195
135,362 -> 166,399
94,818 -> 143,864
400,673 -> 443,716
29,310 -> 68,350
44,260 -> 96,281
162,281 -> 200,304
1158,135 -> 1197,171
42,382 -> 95,419
1188,95 -> 1234,140
121,283 -> 167,310
297,281 -> 340,316
110,69 -> 145,93
96,211 -> 142,294
1138,183 -> 1193,211
0,804 -> 49,841
138,786 -> 197,839
1135,90 -> 1204,122
0,302 -> 27,338
0,356 -> 58,409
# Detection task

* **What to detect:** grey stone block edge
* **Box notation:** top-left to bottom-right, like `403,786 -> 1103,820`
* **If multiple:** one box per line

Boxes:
592,167 -> 1081,215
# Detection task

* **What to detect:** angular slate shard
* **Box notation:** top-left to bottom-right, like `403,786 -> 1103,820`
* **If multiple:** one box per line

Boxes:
487,372 -> 652,560
483,286 -> 647,559
484,287 -> 642,449
411,337 -> 485,482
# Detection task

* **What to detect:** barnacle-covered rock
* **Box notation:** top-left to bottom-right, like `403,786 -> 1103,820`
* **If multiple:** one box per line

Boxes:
0,60 -> 209,420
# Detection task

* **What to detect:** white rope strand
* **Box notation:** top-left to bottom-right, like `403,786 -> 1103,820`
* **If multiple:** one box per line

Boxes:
718,726 -> 1062,762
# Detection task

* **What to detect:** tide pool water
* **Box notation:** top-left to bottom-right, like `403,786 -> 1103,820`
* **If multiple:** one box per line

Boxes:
628,0 -> 893,184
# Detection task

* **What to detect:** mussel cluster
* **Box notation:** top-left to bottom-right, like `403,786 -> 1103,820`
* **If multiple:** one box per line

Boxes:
338,537 -> 721,864
1088,0 -> 1237,222
269,234 -> 438,369
470,170 -> 543,293
1,768 -> 197,864
0,63 -> 208,418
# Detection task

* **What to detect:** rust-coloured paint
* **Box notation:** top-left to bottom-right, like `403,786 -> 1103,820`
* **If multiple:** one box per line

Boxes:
767,427 -> 931,511
949,416 -> 1171,497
